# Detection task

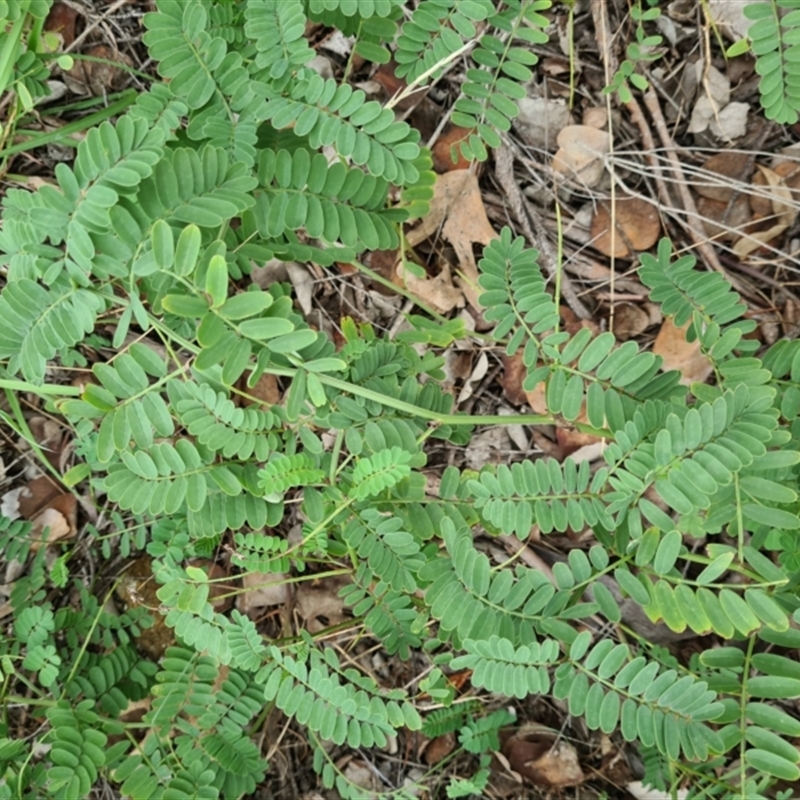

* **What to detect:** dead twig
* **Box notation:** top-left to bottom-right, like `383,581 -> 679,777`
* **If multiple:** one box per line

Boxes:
63,0 -> 132,55
640,88 -> 748,292
623,95 -> 675,212
495,143 -> 591,319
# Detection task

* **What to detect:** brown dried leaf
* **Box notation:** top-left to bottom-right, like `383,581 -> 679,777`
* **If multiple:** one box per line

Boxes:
26,416 -> 67,471
239,371 -> 281,407
456,350 -> 488,404
653,318 -> 713,385
236,572 -> 289,612
733,164 -> 797,258
421,733 -> 456,765
17,476 -> 61,519
30,500 -> 75,548
707,0 -> 751,40
540,55 -> 571,77
372,60 -> 426,111
750,160 -> 800,215
688,64 -> 730,135
251,258 -> 288,289
696,194 -> 752,243
582,106 -> 608,129
502,723 -> 585,788
406,171 -> 498,311
65,45 -> 133,96
524,380 -> 548,415
598,740 -> 635,786
444,349 -> 474,383
694,151 -> 752,202
552,125 -> 611,188
465,426 -> 510,470
366,248 -> 399,295
560,305 -> 600,337
286,263 -> 314,316
524,377 -> 603,457
613,302 -> 652,341
395,260 -> 464,314
342,760 -> 380,795
590,195 -> 661,257
372,60 -> 406,101
188,559 -> 235,612
503,307 -> 597,407
515,97 -> 572,149
501,353 -> 528,406
556,424 -> 604,459
44,2 -> 78,47
13,475 -> 76,549
432,126 -> 474,172
295,576 -> 348,633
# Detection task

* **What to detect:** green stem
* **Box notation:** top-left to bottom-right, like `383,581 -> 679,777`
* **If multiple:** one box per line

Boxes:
554,201 -> 564,333
41,51 -> 154,82
0,6 -> 29,98
2,390 -> 67,485
738,634 -> 757,799
329,429 -> 345,484
26,12 -> 44,53
3,695 -> 57,707
350,257 -> 448,325
276,366 -> 609,434
0,89 -> 137,159
144,315 -> 613,436
60,582 -> 119,691
0,379 -> 81,396
734,475 -> 744,564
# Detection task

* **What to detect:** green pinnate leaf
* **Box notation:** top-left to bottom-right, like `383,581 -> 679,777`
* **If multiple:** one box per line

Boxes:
174,223 -> 202,277
151,219 -> 174,270
205,254 -> 228,308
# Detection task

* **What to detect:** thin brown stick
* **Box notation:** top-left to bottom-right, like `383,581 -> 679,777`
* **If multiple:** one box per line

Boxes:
592,0 -> 620,334
495,143 -> 591,319
640,88 -> 748,290
624,95 -> 675,211
590,0 -> 618,86
63,0 -> 132,55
